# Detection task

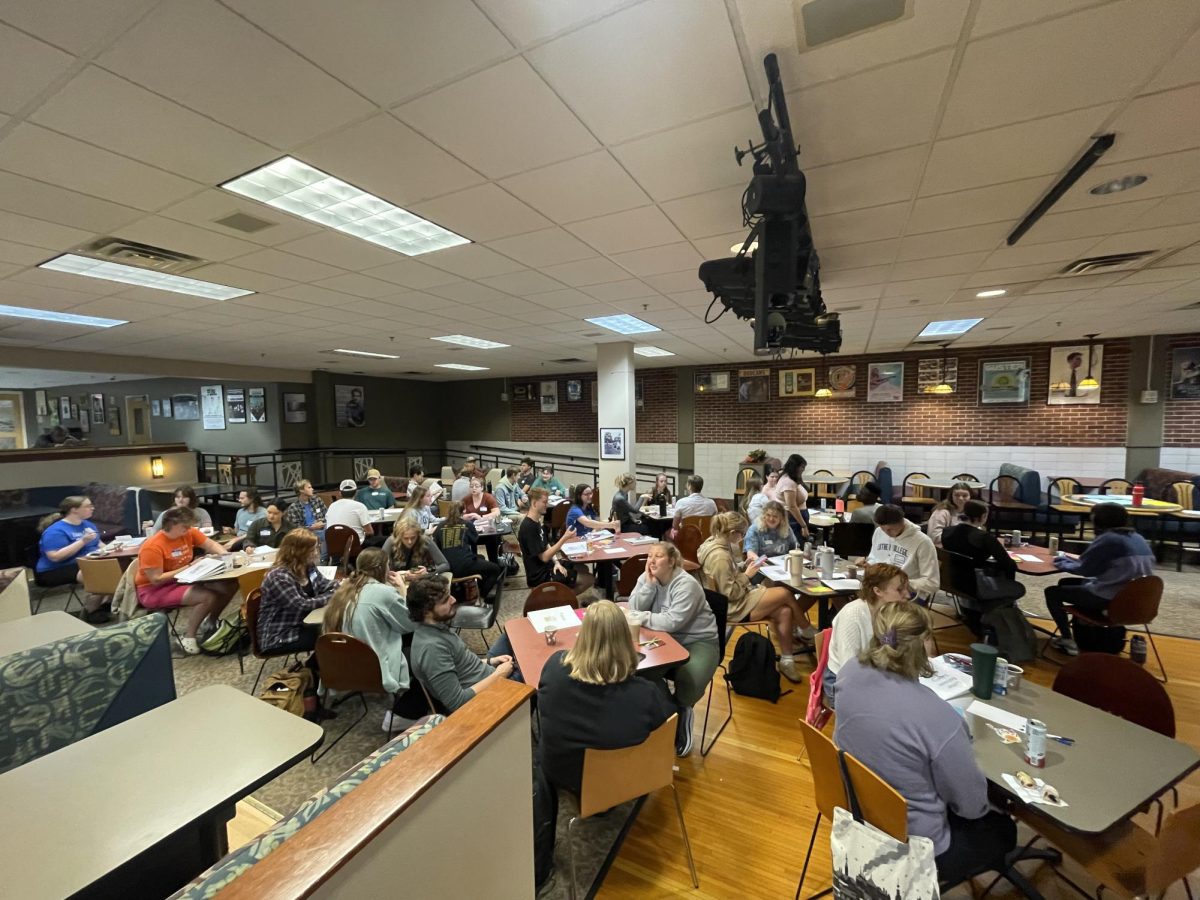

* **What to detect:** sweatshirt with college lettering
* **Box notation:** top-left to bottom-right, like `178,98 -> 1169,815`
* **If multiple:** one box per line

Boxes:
866,519 -> 940,598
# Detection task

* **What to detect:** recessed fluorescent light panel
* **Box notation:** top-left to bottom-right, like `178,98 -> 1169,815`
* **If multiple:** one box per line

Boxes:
634,346 -> 675,357
917,318 -> 983,339
975,289 -> 1007,298
431,334 -> 510,350
436,363 -> 489,371
221,157 -> 469,256
39,254 -> 252,300
0,303 -> 127,328
329,348 -> 399,359
584,314 -> 660,335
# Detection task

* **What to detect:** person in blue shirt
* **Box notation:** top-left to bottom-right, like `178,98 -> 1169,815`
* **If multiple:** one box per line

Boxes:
36,495 -> 109,621
1046,502 -> 1156,656
565,484 -> 619,537
743,501 -> 798,562
356,468 -> 395,510
494,466 -> 528,521
233,489 -> 264,536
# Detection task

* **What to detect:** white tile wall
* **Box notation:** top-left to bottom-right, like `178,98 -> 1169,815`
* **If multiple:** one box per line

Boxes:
1160,448 -> 1200,472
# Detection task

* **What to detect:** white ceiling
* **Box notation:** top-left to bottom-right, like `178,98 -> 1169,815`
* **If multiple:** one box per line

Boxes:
0,367 -> 146,388
0,0 -> 1196,380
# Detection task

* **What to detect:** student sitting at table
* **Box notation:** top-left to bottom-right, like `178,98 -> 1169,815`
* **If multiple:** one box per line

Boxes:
941,500 -> 1023,601
323,548 -> 416,732
566,483 -> 620,537
494,467 -> 528,521
834,602 -> 1017,885
135,507 -> 235,654
462,476 -> 501,525
36,495 -> 110,623
671,474 -> 717,532
647,472 -> 674,511
776,453 -> 810,543
1045,502 -> 1155,657
434,503 -> 503,600
822,563 -> 908,708
325,479 -> 376,545
850,481 -> 883,524
384,519 -> 451,585
449,466 -> 473,503
151,486 -> 213,533
257,528 -> 336,659
926,481 -> 974,547
627,542 -> 721,756
408,574 -> 515,713
400,485 -> 438,530
611,472 -> 649,535
243,503 -> 290,552
356,468 -> 395,510
531,465 -> 569,499
742,475 -> 765,520
519,488 -> 593,596
517,456 -> 537,490
743,500 -> 798,562
861,504 -> 940,601
229,489 -> 264,538
407,463 -> 442,503
283,479 -> 327,535
698,511 -> 816,682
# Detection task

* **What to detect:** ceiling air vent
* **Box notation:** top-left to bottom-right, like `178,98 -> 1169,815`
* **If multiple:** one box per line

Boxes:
74,237 -> 204,275
1059,251 -> 1156,277
213,211 -> 276,233
551,357 -> 585,363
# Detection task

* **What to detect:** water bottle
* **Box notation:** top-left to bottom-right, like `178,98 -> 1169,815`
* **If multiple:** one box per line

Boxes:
1130,635 -> 1147,665
818,546 -> 835,580
1131,482 -> 1145,507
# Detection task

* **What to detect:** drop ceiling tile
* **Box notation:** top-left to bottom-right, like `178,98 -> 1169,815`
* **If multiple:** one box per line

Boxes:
531,288 -> 603,308
1126,191 -> 1200,232
231,248 -> 345,283
819,265 -> 891,289
475,0 -> 633,46
611,242 -> 704,278
807,147 -> 926,217
0,320 -> 101,342
1026,272 -> 1123,294
0,124 -> 199,211
1086,224 -> 1200,258
810,203 -> 909,248
363,258 -> 462,290
6,266 -> 125,298
890,252 -> 989,282
97,0 -> 376,147
907,176 -> 1052,234
477,294 -> 545,316
580,280 -> 659,301
312,272 -> 401,299
0,171 -> 144,235
157,189 -> 320,246
486,228 -> 595,268
176,263 -> 294,295
274,232 -> 401,272
1100,84 -> 1200,165
565,206 -> 686,256
0,22 -> 73,115
478,269 -> 564,296
984,237 -> 1100,271
410,184 -> 551,243
113,215 -> 263,262
0,0 -> 157,55
691,231 -> 755,259
0,239 -> 49,267
1018,198 -> 1163,246
501,151 -> 650,224
820,240 -> 900,271
528,0 -> 749,145
881,274 -> 966,299
1118,263 -> 1200,285
661,185 -> 748,240
1146,27 -> 1200,92
421,244 -> 526,279
425,280 -> 512,305
896,223 -> 1008,261
541,257 -> 631,287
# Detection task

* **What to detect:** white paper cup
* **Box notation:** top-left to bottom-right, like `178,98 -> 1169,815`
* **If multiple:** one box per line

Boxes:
625,611 -> 641,647
1006,665 -> 1024,692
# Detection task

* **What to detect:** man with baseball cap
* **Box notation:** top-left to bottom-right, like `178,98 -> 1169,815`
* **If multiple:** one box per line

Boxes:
326,478 -> 374,542
356,468 -> 395,510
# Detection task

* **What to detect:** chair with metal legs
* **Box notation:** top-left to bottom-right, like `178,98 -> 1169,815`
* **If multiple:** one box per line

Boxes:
699,589 -> 733,756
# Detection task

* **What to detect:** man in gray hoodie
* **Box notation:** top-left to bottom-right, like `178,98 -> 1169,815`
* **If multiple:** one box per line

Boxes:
861,504 -> 940,600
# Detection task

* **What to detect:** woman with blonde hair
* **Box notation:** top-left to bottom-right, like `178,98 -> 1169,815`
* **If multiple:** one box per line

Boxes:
324,548 -> 415,731
834,602 -> 1017,885
743,499 -> 798,562
627,541 -> 720,756
400,485 -> 436,529
610,472 -> 649,534
537,599 -> 675,793
256,528 -> 336,656
822,563 -> 908,707
383,519 -> 450,585
697,511 -> 816,683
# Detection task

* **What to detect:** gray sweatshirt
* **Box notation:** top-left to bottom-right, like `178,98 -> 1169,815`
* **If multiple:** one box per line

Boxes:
411,622 -> 490,712
867,519 -> 940,598
627,567 -> 718,648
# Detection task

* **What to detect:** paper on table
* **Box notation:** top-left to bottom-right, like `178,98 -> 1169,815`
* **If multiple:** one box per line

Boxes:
527,606 -> 580,633
966,700 -> 1028,733
1014,553 -> 1042,562
587,530 -> 614,541
822,578 -> 861,591
603,547 -> 627,554
317,566 -> 338,580
758,564 -> 790,581
624,535 -> 657,544
562,541 -> 588,556
921,656 -> 973,701
1001,773 -> 1069,808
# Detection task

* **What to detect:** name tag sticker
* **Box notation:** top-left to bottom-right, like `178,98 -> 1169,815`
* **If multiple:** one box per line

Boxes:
171,548 -> 184,557
260,529 -> 271,536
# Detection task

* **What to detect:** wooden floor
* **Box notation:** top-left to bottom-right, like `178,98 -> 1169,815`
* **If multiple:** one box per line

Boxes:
598,613 -> 1200,900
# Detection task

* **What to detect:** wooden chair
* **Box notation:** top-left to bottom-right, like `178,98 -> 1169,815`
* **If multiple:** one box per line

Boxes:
317,489 -> 339,510
616,554 -> 648,599
675,524 -> 703,564
548,501 -> 569,540
312,632 -> 396,762
1046,477 -> 1086,539
734,466 -> 759,499
811,469 -> 839,505
681,514 -> 711,541
484,467 -> 502,493
245,588 -> 306,695
324,525 -> 361,575
1066,575 -> 1167,682
76,557 -> 123,597
566,714 -> 698,899
437,498 -> 454,518
522,582 -> 579,616
900,472 -> 935,519
440,465 -> 455,486
843,470 -> 874,500
1166,481 -> 1194,509
952,472 -> 980,485
1099,477 -> 1132,495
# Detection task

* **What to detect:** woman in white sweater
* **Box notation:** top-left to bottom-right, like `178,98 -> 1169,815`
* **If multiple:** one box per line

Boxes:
822,563 -> 908,707
925,482 -> 974,547
859,505 -> 940,600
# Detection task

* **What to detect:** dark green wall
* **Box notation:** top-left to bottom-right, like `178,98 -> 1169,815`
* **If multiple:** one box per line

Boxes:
442,378 -> 511,442
309,371 -> 446,451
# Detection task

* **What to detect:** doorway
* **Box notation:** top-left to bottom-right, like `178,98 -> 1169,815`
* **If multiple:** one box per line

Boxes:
125,395 -> 152,444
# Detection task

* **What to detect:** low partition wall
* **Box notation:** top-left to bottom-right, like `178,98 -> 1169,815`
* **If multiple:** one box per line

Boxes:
0,443 -> 196,491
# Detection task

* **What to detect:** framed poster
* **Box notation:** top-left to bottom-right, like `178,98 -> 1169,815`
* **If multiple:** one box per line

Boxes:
70,403 -> 79,421
917,357 -> 958,394
694,371 -> 730,393
566,380 -> 582,402
151,399 -> 161,417
513,384 -> 529,401
540,380 -> 558,414
91,393 -> 105,421
1048,344 -> 1102,405
162,397 -> 173,419
591,381 -> 598,413
738,368 -> 770,403
867,361 -> 904,402
106,406 -> 121,436
248,387 -> 267,422
779,368 -> 815,398
979,359 -> 1030,405
173,394 -> 198,420
226,388 -> 246,424
335,384 -> 366,427
283,392 -> 307,423
79,409 -> 89,433
1170,346 -> 1200,400
201,385 -> 225,430
600,427 -> 625,460
827,364 -> 857,399
59,396 -> 71,419
35,391 -> 47,417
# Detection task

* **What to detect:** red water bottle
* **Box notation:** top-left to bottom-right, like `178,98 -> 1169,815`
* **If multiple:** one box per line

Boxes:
1131,482 -> 1145,507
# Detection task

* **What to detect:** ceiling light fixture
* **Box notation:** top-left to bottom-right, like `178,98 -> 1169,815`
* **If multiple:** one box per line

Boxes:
436,363 -> 490,371
917,318 -> 982,339
633,346 -> 675,357
0,303 -> 128,329
1088,174 -> 1148,195
431,334 -> 510,350
584,314 -> 660,335
923,343 -> 956,395
221,156 -> 469,256
328,348 -> 399,359
975,289 -> 1007,298
38,254 -> 252,301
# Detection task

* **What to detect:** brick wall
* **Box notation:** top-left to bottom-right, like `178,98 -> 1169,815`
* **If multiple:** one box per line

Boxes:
509,369 -> 677,443
692,340 -> 1131,447
1163,332 -> 1200,447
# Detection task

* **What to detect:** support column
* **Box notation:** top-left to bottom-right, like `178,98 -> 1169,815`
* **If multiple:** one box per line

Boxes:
1126,335 -> 1165,479
596,342 -> 637,492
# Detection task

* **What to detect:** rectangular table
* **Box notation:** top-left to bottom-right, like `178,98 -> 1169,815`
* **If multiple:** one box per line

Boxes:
952,680 -> 1200,833
506,612 -> 689,687
565,533 -> 693,597
0,610 -> 93,657
0,684 -> 323,899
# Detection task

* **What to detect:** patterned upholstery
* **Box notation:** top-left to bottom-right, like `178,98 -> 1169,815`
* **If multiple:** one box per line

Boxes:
171,715 -> 445,899
0,615 -> 175,773
1136,467 -> 1200,503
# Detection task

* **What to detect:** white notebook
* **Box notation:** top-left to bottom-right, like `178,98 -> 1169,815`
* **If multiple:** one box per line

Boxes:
527,605 -> 580,634
174,557 -> 228,583
920,655 -> 973,701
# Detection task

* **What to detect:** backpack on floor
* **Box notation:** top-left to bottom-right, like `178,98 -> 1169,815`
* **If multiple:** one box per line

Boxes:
1073,621 -> 1127,654
200,616 -> 248,657
726,632 -> 781,702
500,550 -> 520,577
258,668 -> 313,718
980,606 -> 1037,663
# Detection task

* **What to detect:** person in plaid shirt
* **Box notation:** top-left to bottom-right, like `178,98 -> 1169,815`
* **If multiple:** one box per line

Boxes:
257,528 -> 336,654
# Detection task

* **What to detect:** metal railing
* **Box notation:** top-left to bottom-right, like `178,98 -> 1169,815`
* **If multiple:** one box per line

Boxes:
460,444 -> 684,496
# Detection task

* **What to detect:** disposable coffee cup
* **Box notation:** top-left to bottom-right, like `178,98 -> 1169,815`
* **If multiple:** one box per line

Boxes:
1005,665 -> 1024,692
970,643 -> 999,700
625,611 -> 641,647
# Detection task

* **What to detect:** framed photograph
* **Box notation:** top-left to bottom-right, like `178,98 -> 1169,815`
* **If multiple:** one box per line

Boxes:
173,394 -> 199,420
283,392 -> 307,424
35,391 -> 47,417
70,403 -> 79,421
1170,346 -> 1200,400
59,396 -> 71,419
513,384 -> 529,401
779,368 -> 816,398
540,380 -> 558,414
738,368 -> 770,403
151,399 -> 161,417
248,387 -> 267,422
335,384 -> 366,427
79,409 -> 90,433
566,379 -> 582,402
918,357 -> 958,394
636,379 -> 644,409
827,364 -> 857,398
694,371 -> 731,394
1048,344 -> 1102,405
867,361 -> 904,402
600,427 -> 626,460
226,388 -> 246,424
162,397 -> 173,419
106,406 -> 121,436
201,385 -> 226,430
91,393 -> 105,421
980,359 -> 1030,405
591,381 -> 598,413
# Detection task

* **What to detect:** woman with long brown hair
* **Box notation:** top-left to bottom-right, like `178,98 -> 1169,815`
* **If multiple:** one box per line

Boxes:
401,485 -> 436,529
256,528 -> 336,655
383,519 -> 450,584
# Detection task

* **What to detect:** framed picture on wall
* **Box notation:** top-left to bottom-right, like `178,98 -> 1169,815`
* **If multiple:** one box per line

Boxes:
738,368 -> 770,403
335,384 -> 366,427
1170,346 -> 1200,399
59,396 -> 71,420
694,371 -> 730,393
918,357 -> 958,394
35,391 -> 47,417
106,406 -> 121,436
79,409 -> 89,433
827,364 -> 857,398
226,388 -> 246,424
566,380 -> 582,402
600,427 -> 625,460
91,393 -> 105,421
151,399 -> 161,416
248,387 -> 267,422
867,361 -> 904,402
778,368 -> 815,398
70,403 -> 79,421
201,385 -> 226,430
1047,344 -> 1102,405
162,398 -> 173,418
283,392 -> 307,423
173,394 -> 198,420
540,380 -> 558,414
513,384 -> 529,401
979,359 -> 1030,404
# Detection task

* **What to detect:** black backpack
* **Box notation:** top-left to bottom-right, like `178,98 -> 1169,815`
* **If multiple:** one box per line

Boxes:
980,606 -> 1037,663
726,632 -> 781,702
500,550 -> 520,577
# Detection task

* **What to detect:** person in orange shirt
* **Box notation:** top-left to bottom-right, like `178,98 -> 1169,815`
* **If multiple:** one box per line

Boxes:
136,507 -> 237,654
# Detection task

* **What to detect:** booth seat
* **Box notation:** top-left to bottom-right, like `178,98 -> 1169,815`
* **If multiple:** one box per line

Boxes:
1135,467 -> 1200,501
17,483 -> 139,537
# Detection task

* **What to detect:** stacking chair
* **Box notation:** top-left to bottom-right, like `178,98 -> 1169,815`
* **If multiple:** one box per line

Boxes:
810,469 -> 839,507
675,524 -> 703,564
734,466 -> 759,502
440,465 -> 455,486
900,471 -> 935,519
1044,476 -> 1085,540
245,588 -> 306,694
522,581 -> 578,616
484,467 -> 502,493
312,632 -> 396,761
987,474 -> 1029,534
75,556 -> 122,601
952,472 -> 980,485
1162,481 -> 1200,571
324,525 -> 361,575
437,498 -> 454,518
565,714 -> 698,900
1099,477 -> 1132,495
548,501 -> 569,540
616,554 -> 649,599
699,589 -> 732,756
450,574 -> 503,644
1059,575 -> 1167,682
842,470 -> 875,501
681,514 -> 711,540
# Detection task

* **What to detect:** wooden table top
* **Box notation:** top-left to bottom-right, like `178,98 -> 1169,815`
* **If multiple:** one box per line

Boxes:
1061,493 -> 1181,514
908,477 -> 986,491
565,534 -> 663,564
0,611 -> 93,657
506,611 -> 688,688
1008,544 -> 1077,576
